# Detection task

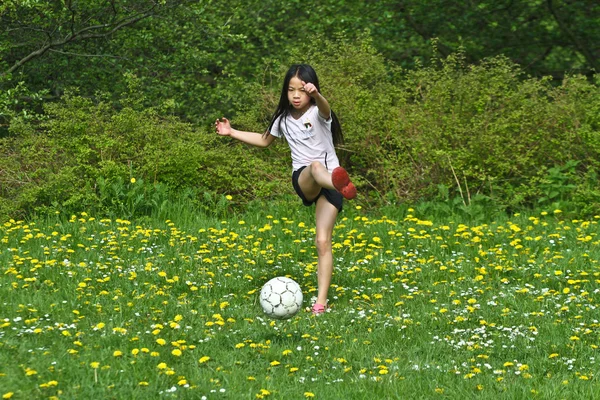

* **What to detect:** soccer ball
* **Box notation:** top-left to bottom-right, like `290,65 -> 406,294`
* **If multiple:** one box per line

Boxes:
259,277 -> 303,319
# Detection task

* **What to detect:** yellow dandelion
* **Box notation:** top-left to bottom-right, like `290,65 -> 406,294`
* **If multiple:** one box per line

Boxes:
304,393 -> 315,398
113,350 -> 123,357
90,362 -> 100,369
172,349 -> 182,357
199,356 -> 210,364
156,338 -> 166,346
130,178 -> 136,184
3,393 -> 14,399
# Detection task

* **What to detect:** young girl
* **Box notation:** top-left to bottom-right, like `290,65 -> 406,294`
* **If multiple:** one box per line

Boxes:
214,64 -> 356,315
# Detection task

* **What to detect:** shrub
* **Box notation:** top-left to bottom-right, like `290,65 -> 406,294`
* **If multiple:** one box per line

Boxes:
272,35 -> 600,214
0,87 -> 290,220
1,34 -> 599,220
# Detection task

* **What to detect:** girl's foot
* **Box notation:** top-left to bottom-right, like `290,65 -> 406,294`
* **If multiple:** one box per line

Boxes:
331,167 -> 356,200
311,303 -> 326,315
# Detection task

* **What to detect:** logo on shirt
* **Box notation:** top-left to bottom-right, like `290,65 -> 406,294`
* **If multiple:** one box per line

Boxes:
303,118 -> 312,129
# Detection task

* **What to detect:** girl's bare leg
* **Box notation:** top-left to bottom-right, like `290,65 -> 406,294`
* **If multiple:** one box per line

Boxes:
314,196 -> 338,306
297,161 -> 335,200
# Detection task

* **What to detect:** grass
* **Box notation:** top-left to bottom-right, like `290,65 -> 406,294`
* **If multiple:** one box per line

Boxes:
0,203 -> 599,399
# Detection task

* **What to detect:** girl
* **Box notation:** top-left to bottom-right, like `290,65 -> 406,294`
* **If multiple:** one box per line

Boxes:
214,64 -> 356,315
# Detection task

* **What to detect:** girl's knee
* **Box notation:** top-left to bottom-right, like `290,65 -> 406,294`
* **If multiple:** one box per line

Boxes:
315,236 -> 332,255
309,160 -> 325,172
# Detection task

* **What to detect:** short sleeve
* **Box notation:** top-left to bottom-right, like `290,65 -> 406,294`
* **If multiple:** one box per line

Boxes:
269,116 -> 282,138
317,111 -> 332,123
315,108 -> 332,129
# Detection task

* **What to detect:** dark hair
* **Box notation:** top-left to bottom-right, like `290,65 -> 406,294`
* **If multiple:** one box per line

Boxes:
267,64 -> 343,145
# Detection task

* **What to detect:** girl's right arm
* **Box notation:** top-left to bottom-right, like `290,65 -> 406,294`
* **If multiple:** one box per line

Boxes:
215,117 -> 275,148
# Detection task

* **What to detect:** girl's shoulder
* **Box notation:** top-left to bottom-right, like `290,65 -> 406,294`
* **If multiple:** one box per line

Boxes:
307,104 -> 319,115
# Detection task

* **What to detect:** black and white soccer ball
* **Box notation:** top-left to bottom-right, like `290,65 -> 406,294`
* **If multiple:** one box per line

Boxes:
259,277 -> 303,319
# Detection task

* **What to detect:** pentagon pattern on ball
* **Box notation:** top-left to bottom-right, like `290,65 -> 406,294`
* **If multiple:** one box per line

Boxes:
259,276 -> 303,320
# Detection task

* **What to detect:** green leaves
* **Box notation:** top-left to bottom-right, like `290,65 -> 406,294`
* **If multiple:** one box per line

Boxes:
0,2 -> 599,219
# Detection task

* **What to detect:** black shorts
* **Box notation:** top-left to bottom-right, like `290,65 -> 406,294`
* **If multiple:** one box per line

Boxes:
292,166 -> 343,212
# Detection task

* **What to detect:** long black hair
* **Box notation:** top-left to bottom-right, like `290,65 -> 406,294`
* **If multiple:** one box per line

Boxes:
267,64 -> 344,146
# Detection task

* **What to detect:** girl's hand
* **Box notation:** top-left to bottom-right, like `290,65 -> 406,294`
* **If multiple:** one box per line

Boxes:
302,81 -> 319,98
215,117 -> 232,136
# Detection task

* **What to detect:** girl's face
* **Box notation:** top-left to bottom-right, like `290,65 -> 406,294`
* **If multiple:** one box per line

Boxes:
288,76 -> 311,114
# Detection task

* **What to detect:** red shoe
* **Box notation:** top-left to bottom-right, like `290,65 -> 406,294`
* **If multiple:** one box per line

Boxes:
311,303 -> 326,315
331,167 -> 356,200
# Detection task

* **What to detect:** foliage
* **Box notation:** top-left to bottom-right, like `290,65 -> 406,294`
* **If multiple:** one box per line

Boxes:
0,78 -> 47,137
263,35 -> 600,215
0,84 -> 290,220
1,1 -> 597,127
1,33 -> 599,220
382,0 -> 599,78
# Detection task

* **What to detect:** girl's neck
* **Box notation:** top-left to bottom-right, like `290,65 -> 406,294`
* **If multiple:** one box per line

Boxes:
290,105 -> 310,119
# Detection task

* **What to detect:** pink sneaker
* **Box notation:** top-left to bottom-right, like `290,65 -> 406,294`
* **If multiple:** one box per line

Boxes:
311,303 -> 326,315
331,167 -> 356,200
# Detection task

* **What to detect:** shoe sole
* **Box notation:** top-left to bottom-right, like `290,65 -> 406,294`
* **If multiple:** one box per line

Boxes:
332,167 -> 356,200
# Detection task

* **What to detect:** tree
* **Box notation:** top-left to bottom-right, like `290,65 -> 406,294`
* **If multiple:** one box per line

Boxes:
387,0 -> 599,78
0,0 -> 189,134
1,0 -> 185,78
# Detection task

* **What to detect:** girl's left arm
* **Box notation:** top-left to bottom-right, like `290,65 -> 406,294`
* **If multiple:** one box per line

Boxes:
302,81 -> 331,120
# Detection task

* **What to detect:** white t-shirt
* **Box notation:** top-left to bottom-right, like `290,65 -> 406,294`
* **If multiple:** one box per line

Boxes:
269,105 -> 340,173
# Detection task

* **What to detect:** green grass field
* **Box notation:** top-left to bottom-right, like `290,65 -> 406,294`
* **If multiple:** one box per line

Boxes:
1,205 -> 599,399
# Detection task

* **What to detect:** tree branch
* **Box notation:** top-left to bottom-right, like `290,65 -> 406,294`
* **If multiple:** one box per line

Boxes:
3,6 -> 158,76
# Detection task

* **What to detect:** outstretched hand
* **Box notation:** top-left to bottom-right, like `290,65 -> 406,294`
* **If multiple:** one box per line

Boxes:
215,117 -> 232,136
301,81 -> 319,98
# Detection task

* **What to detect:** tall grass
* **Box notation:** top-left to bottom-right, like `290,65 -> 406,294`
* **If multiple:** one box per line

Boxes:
1,203 -> 599,399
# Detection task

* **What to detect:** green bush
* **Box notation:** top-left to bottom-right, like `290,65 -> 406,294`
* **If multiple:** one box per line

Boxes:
0,86 -> 290,220
1,34 -> 599,221
273,35 -> 600,214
